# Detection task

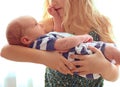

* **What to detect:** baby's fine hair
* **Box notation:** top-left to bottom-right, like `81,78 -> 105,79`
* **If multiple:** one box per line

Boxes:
6,16 -> 34,45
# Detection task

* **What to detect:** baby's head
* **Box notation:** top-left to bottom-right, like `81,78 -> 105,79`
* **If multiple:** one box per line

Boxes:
6,16 -> 45,46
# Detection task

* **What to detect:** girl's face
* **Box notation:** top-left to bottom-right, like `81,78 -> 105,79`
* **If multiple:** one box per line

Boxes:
48,0 -> 65,17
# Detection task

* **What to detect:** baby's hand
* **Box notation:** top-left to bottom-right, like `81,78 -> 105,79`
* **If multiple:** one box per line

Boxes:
83,34 -> 93,42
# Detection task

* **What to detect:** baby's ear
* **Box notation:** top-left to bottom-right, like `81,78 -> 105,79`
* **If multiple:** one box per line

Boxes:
21,36 -> 32,45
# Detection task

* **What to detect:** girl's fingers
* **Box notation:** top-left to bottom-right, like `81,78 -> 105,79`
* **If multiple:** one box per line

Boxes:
61,64 -> 73,75
72,61 -> 85,66
56,62 -> 71,75
78,71 -> 89,75
58,66 -> 68,75
63,58 -> 76,70
72,66 -> 86,72
70,46 -> 101,60
88,46 -> 100,53
70,54 -> 88,60
61,58 -> 76,75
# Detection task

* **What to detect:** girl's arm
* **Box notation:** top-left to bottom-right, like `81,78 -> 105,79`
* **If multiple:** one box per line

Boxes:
71,46 -> 119,81
1,45 -> 76,75
55,34 -> 93,51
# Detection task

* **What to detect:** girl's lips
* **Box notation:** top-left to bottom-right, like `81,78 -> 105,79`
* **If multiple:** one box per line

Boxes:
55,8 -> 61,11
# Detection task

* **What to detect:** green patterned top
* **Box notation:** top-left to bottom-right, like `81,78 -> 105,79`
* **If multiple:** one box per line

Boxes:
45,31 -> 104,87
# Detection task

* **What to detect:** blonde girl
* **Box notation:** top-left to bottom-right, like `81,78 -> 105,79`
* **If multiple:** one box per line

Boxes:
1,0 -> 119,87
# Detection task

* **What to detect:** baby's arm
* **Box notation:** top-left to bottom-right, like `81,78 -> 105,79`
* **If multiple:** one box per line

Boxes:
31,34 -> 92,52
48,6 -> 64,32
55,34 -> 93,51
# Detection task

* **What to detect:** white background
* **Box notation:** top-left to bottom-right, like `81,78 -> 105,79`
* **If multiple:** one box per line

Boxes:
0,0 -> 120,87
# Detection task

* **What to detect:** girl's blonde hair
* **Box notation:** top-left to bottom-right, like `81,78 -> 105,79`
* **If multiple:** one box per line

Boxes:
43,0 -> 114,42
42,0 -> 51,20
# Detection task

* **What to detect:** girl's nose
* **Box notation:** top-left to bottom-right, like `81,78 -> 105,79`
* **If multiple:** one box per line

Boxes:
50,1 -> 57,6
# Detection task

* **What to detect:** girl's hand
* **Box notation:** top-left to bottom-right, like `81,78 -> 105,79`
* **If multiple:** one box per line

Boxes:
47,5 -> 64,32
47,6 -> 59,18
70,46 -> 109,75
70,46 -> 119,81
42,51 -> 76,75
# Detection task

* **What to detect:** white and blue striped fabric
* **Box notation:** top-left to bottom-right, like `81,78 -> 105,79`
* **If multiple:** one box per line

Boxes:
29,32 -> 110,79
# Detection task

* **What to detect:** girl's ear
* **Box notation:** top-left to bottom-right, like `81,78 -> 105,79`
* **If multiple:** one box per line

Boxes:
20,36 -> 32,45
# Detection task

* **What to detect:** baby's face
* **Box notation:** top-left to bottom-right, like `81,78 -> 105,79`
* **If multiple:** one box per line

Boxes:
24,16 -> 45,41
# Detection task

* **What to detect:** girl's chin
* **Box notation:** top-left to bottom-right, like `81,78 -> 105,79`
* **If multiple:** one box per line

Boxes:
57,9 -> 63,17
